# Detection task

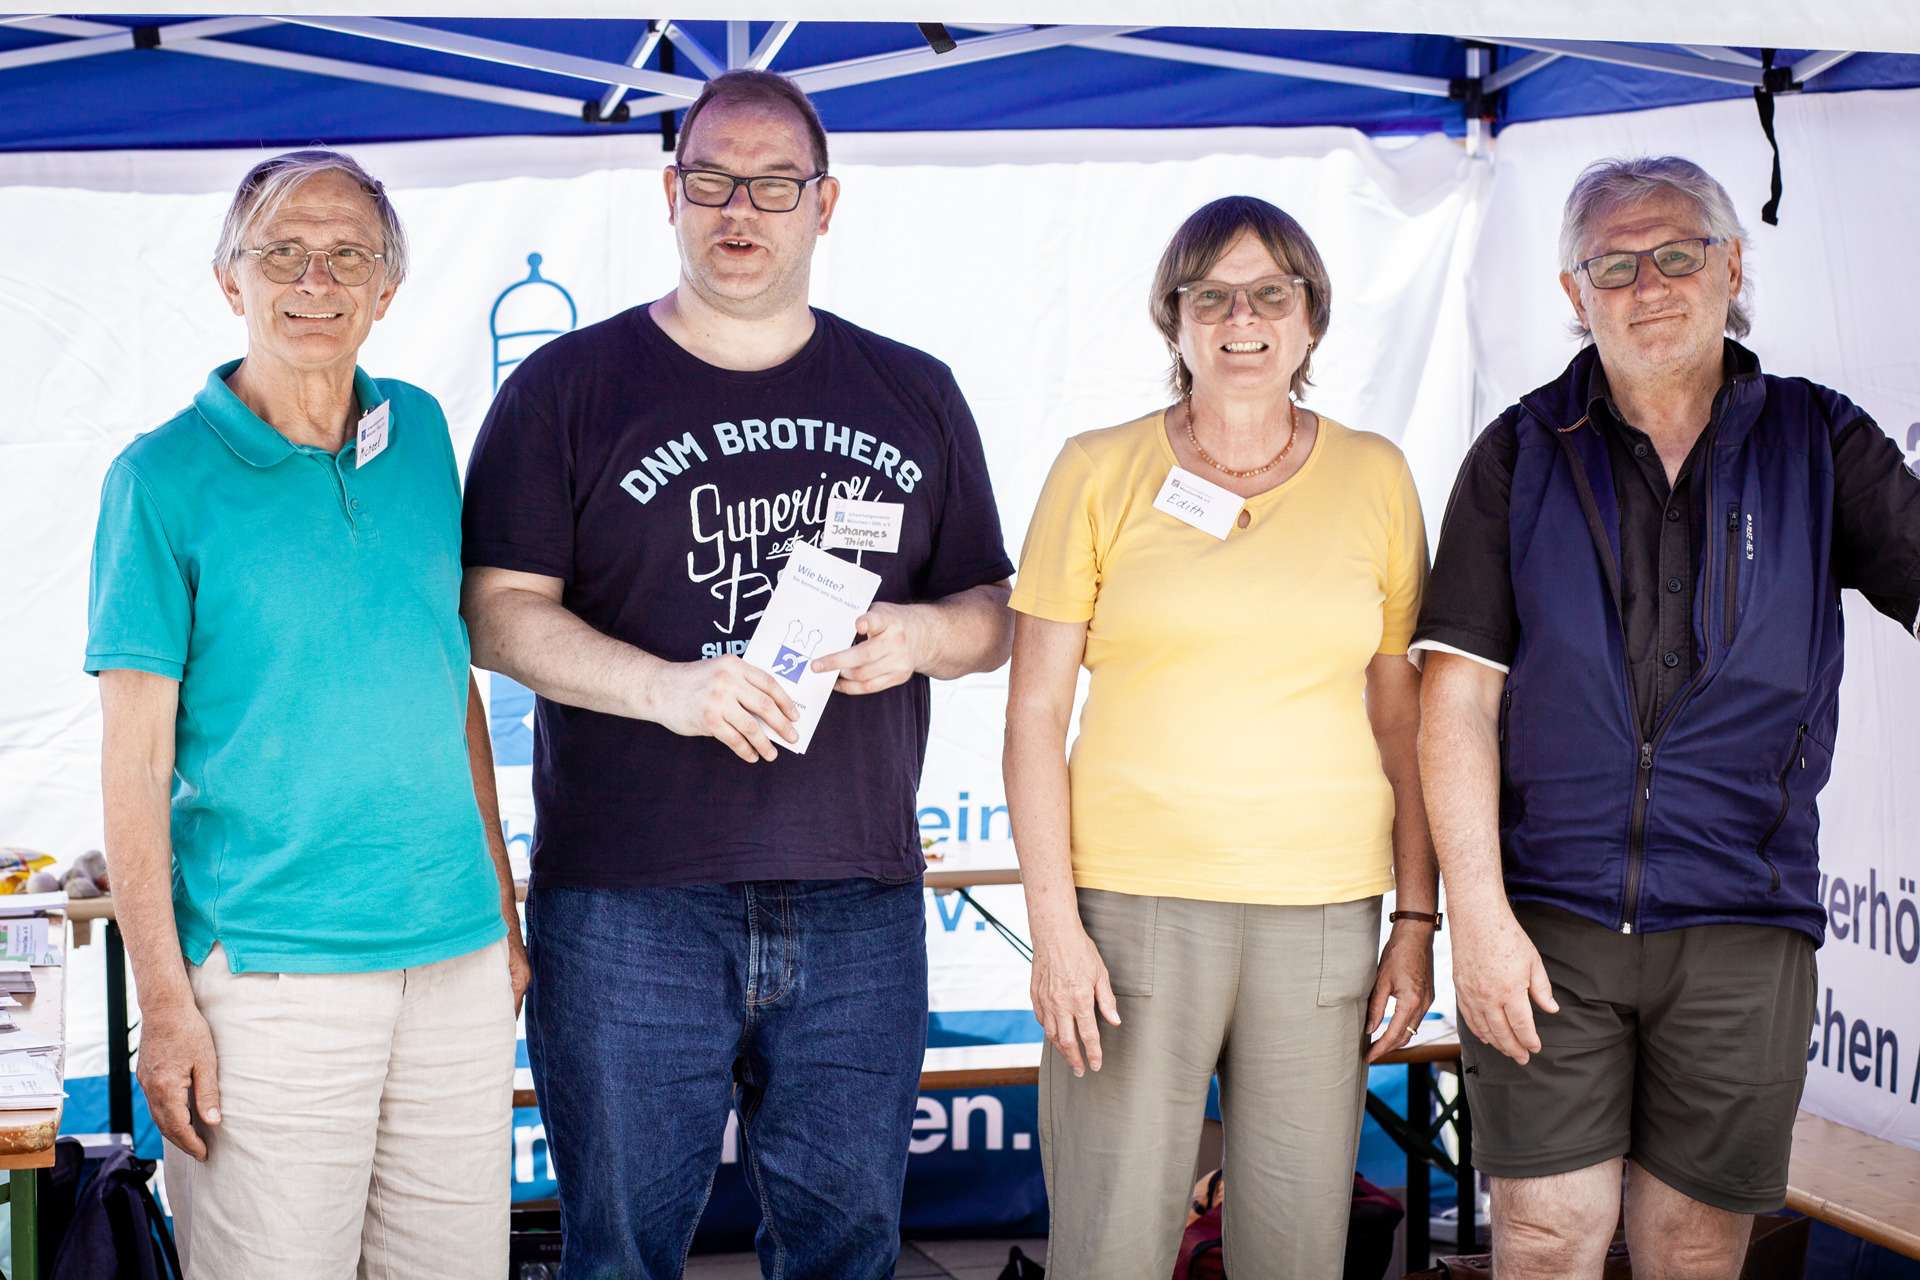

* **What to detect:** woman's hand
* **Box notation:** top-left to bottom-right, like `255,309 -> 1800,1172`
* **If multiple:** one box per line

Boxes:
1030,920 -> 1122,1077
1365,920 -> 1436,1063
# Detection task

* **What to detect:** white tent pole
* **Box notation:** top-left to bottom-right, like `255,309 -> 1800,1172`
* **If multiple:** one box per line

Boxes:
1491,37 -> 1764,86
786,25 -> 1143,94
278,14 -> 709,96
661,21 -> 726,78
175,37 -> 591,114
1071,31 -> 1454,96
0,15 -> 272,71
1676,44 -> 1763,66
1464,44 -> 1488,155
944,23 -> 1454,96
0,12 -> 590,114
1483,48 -> 1558,90
598,20 -> 665,120
748,19 -> 799,68
726,20 -> 750,67
1792,50 -> 1856,81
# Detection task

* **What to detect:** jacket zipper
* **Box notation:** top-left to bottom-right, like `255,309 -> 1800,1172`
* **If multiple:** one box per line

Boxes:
1622,449 -> 1733,933
1724,505 -> 1740,646
1622,739 -> 1653,933
1753,723 -> 1805,894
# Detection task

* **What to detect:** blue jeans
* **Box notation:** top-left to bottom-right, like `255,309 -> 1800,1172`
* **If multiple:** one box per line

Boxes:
525,878 -> 928,1280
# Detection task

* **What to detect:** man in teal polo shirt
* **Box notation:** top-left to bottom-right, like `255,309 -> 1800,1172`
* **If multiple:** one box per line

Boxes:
87,150 -> 525,1279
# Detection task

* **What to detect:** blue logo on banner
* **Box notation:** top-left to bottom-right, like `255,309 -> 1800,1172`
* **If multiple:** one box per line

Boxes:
490,253 -> 577,392
771,646 -> 808,683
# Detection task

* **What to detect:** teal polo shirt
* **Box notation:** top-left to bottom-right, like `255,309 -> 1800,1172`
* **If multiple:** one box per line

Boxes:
86,361 -> 505,974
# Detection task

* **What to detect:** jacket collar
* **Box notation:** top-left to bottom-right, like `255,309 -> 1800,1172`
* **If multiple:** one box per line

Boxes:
1522,340 -> 1764,439
194,359 -> 386,468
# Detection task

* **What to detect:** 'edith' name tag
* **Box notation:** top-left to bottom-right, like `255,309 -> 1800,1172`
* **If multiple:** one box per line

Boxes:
1152,466 -> 1244,540
356,400 -> 390,467
821,499 -> 903,553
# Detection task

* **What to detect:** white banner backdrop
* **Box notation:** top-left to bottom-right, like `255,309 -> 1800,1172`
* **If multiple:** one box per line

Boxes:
0,126 -> 1484,1152
1469,88 -> 1920,1151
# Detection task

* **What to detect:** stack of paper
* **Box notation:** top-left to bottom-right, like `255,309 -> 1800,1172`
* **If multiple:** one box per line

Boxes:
0,963 -> 36,996
0,892 -> 67,919
0,1052 -> 63,1109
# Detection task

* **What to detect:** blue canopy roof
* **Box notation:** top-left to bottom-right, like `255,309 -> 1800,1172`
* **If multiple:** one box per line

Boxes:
4,16 -> 1919,153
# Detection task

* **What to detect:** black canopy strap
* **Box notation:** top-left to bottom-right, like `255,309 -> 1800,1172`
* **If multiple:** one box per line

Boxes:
1753,48 -> 1785,225
952,887 -> 1033,963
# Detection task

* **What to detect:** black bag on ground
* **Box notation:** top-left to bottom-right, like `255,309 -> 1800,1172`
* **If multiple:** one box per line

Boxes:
44,1138 -> 182,1280
996,1243 -> 1044,1279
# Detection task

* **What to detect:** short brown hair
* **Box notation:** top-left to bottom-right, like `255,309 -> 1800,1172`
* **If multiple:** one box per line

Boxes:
1149,195 -> 1332,400
676,69 -> 829,176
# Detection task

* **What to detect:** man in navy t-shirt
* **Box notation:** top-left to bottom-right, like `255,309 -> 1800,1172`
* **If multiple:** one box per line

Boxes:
462,69 -> 1014,1279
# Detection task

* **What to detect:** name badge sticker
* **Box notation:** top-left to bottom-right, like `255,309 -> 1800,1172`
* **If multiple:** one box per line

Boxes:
356,400 -> 390,467
821,499 -> 904,553
1152,466 -> 1243,540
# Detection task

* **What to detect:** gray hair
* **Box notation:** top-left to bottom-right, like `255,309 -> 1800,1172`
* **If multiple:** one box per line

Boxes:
1559,155 -> 1750,340
213,149 -> 408,286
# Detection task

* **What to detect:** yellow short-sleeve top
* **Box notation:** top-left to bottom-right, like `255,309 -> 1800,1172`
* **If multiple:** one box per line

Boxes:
1009,410 -> 1428,905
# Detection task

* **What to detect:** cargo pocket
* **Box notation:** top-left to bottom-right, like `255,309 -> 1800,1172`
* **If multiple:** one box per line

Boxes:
1317,897 -> 1383,1007
1076,888 -> 1156,997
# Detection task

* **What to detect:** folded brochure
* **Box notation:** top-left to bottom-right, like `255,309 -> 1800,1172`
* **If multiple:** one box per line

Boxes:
742,541 -> 882,755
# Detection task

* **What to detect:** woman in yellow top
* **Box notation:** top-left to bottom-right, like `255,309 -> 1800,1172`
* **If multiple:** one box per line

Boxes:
1004,195 -> 1440,1279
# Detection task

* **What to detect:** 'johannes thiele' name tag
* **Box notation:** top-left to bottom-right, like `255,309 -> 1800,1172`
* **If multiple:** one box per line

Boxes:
821,498 -> 903,553
1152,466 -> 1244,540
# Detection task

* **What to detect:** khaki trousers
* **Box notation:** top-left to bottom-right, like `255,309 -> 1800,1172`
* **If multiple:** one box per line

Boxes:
163,938 -> 516,1280
1041,890 -> 1380,1280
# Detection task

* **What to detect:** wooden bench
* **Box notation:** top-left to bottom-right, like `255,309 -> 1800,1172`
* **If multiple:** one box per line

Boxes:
1785,1110 -> 1920,1261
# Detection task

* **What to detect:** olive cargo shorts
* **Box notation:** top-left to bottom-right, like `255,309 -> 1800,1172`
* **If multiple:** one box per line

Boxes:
1460,902 -> 1817,1213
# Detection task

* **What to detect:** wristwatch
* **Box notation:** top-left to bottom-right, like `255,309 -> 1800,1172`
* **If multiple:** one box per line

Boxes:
1388,910 -> 1443,929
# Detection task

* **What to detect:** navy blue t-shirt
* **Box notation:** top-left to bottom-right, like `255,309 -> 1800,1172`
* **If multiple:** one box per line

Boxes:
462,305 -> 1014,889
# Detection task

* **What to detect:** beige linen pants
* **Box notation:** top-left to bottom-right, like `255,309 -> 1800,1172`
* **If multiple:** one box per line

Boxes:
1041,890 -> 1380,1280
162,938 -> 516,1280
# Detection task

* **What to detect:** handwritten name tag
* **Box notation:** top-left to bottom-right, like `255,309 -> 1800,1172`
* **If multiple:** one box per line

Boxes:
821,499 -> 903,553
1151,466 -> 1243,540
356,400 -> 390,467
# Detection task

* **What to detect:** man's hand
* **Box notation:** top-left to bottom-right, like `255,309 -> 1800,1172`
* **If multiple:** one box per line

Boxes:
506,933 -> 532,1015
1029,921 -> 1122,1077
138,1003 -> 222,1160
646,656 -> 800,762
811,602 -> 923,695
1451,908 -> 1558,1065
1365,922 -> 1436,1063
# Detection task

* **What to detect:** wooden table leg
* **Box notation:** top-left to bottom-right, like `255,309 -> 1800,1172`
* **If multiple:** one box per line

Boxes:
1407,1062 -> 1429,1267
11,1166 -> 38,1280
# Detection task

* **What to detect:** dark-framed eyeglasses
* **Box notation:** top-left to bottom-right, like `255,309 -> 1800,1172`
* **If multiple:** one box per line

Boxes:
672,167 -> 828,213
1175,275 -> 1310,325
245,241 -> 385,286
1577,237 -> 1724,290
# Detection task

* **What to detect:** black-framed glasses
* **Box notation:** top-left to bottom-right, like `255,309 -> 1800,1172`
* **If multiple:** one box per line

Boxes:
1175,275 -> 1310,325
673,167 -> 828,213
245,241 -> 385,286
1577,238 -> 1723,290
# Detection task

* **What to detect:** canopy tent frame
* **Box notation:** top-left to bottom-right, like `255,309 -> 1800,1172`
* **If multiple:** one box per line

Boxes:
0,14 -> 1867,143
